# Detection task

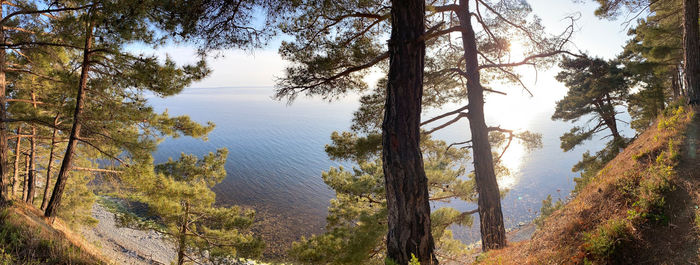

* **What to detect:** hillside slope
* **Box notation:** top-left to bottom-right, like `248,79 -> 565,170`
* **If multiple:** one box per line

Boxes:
0,201 -> 110,264
477,106 -> 699,264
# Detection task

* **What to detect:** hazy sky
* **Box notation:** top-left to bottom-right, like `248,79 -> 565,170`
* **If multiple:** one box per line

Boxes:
151,0 -> 633,89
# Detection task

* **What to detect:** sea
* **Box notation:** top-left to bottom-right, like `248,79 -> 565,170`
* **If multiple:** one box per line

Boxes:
148,85 -> 625,257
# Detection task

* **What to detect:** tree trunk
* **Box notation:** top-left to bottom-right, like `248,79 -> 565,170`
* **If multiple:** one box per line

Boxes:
41,115 -> 59,210
0,2 -> 9,201
177,201 -> 189,265
45,20 -> 94,218
599,96 -> 622,143
22,155 -> 28,201
382,0 -> 436,264
25,126 -> 36,204
26,128 -> 37,204
672,67 -> 681,99
683,0 -> 700,104
457,0 -> 506,251
26,87 -> 38,204
11,126 -> 21,198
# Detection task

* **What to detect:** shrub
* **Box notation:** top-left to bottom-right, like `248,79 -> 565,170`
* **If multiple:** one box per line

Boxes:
583,218 -> 631,259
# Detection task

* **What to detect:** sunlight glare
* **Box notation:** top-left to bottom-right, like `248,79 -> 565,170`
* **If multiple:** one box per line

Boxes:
508,39 -> 527,63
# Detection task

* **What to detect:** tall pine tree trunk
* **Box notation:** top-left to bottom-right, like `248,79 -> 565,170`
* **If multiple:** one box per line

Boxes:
45,19 -> 94,218
382,0 -> 436,263
0,2 -> 9,201
11,127 -> 21,198
26,126 -> 36,204
683,0 -> 700,104
41,115 -> 59,210
457,0 -> 506,251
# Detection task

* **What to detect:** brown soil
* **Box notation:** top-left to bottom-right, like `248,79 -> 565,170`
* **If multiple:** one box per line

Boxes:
474,107 -> 700,264
624,107 -> 700,264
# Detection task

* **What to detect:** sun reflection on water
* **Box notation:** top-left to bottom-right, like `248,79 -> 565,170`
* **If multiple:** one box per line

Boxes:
489,100 -> 537,191
497,140 -> 526,190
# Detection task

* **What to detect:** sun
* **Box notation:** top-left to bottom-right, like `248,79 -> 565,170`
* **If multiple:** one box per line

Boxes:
508,39 -> 528,62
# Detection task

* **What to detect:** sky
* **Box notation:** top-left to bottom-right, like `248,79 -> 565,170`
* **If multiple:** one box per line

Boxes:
146,0 -> 635,90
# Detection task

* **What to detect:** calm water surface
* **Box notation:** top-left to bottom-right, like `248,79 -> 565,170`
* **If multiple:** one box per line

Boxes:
148,86 -> 623,256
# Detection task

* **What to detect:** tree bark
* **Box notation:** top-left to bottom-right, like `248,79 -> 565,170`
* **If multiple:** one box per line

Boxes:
26,86 -> 38,204
177,201 -> 189,265
683,0 -> 700,104
0,1 -> 9,201
41,115 -> 59,210
11,126 -> 21,198
457,0 -> 506,251
382,0 -> 436,264
672,67 -> 681,99
25,126 -> 36,204
45,19 -> 94,217
22,155 -> 28,201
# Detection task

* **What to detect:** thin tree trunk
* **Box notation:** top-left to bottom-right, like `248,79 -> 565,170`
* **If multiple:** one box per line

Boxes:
0,1 -> 9,200
683,0 -> 700,104
11,126 -> 21,198
22,155 -> 28,201
382,0 -> 436,264
41,115 -> 59,210
671,67 -> 681,99
26,87 -> 38,204
26,126 -> 36,204
177,201 -> 189,265
45,19 -> 94,218
457,0 -> 506,251
598,96 -> 622,143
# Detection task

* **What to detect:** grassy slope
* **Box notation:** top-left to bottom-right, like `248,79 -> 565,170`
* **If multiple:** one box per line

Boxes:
476,106 -> 699,264
0,201 -> 110,265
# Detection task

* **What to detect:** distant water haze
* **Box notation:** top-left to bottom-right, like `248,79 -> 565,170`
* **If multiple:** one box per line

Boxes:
147,85 -> 630,253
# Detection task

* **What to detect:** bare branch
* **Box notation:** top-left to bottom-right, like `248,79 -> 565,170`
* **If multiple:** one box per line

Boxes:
447,140 -> 472,151
72,167 -> 122,174
421,104 -> 468,126
425,112 -> 469,135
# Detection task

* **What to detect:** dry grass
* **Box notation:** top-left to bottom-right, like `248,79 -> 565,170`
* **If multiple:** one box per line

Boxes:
476,106 -> 697,264
0,201 -> 111,264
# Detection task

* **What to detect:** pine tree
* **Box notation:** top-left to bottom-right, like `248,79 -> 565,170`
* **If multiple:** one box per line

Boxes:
130,149 -> 264,265
39,0 -> 211,217
287,87 -> 542,265
275,0 -> 572,251
552,55 -> 630,192
591,0 -> 700,104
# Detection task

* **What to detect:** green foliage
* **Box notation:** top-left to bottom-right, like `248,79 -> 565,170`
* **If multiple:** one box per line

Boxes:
553,55 -> 633,193
553,55 -> 629,149
289,134 -> 474,264
695,207 -> 700,231
625,143 -> 677,224
583,218 -> 631,259
533,195 -> 564,227
57,170 -> 98,228
325,132 -> 382,162
571,137 -> 627,194
658,106 -> 687,131
409,254 -> 420,265
127,149 -> 264,264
